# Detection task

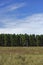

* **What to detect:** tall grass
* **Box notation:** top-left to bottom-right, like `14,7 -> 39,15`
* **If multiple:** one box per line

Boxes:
0,54 -> 43,65
0,47 -> 43,65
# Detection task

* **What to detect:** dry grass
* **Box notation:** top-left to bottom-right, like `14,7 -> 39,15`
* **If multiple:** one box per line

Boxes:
0,47 -> 43,54
0,47 -> 43,65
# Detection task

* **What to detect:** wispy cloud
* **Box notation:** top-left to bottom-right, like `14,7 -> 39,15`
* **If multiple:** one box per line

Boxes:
0,2 -> 25,14
0,0 -> 43,34
8,3 -> 25,11
0,3 -> 5,6
0,0 -> 12,7
0,13 -> 43,34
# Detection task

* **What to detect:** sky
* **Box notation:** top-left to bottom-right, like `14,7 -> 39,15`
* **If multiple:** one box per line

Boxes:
0,0 -> 43,34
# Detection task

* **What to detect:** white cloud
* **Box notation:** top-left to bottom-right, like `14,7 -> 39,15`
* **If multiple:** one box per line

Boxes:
8,3 -> 25,11
0,2 -> 25,14
0,13 -> 43,34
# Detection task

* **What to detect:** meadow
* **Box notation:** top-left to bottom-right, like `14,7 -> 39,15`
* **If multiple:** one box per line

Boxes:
0,47 -> 43,65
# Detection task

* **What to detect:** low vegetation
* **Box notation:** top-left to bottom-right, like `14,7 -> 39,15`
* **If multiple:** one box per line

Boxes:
0,47 -> 43,65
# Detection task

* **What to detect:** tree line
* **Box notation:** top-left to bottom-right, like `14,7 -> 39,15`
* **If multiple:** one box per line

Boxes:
0,34 -> 43,46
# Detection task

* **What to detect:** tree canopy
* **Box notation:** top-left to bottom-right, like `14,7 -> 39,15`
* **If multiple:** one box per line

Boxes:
0,34 -> 43,46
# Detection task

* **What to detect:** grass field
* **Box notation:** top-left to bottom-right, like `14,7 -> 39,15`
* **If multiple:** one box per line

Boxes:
0,47 -> 43,65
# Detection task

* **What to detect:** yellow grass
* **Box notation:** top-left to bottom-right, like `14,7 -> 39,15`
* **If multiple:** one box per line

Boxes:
0,47 -> 43,65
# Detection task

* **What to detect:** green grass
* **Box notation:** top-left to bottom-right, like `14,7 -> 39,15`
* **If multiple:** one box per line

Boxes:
0,47 -> 43,65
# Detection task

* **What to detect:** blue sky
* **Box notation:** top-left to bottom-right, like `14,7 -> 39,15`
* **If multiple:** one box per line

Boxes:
0,0 -> 43,34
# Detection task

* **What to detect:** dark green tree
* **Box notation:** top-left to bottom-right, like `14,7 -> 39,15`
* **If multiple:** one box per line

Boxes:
29,34 -> 36,46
